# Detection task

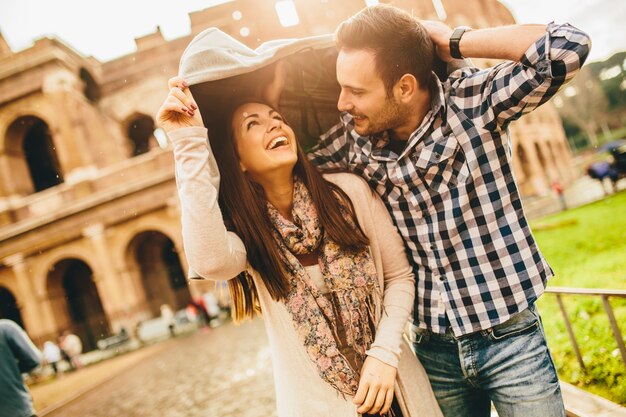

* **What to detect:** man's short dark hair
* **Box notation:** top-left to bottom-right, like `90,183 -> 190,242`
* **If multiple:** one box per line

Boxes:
335,4 -> 434,95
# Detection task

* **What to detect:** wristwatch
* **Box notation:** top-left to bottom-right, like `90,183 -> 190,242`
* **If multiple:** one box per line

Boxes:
449,26 -> 472,59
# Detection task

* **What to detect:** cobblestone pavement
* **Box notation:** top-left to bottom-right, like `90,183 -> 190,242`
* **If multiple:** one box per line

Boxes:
47,319 -> 277,417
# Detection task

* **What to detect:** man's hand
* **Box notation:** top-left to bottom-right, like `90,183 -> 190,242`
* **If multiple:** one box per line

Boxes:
353,356 -> 397,415
156,76 -> 203,133
421,20 -> 454,62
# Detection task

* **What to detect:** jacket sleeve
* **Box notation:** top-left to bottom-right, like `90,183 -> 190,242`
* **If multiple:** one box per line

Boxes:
169,126 -> 247,281
363,185 -> 415,368
6,321 -> 41,373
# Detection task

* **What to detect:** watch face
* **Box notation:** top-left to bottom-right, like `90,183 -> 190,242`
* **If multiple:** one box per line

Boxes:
452,27 -> 471,39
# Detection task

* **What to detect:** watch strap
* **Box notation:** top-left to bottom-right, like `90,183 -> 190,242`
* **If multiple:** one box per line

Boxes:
450,27 -> 471,60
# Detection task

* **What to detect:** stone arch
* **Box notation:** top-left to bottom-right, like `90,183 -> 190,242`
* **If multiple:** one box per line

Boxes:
125,229 -> 191,317
114,218 -> 183,261
548,139 -> 560,163
124,112 -> 157,157
46,257 -> 109,351
32,246 -> 96,299
0,104 -> 61,151
3,115 -> 63,194
0,286 -> 24,328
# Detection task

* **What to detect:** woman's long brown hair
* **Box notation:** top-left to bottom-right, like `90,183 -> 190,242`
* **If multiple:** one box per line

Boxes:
199,97 -> 369,322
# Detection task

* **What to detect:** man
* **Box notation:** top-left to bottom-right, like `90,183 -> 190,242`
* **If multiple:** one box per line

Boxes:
0,319 -> 41,417
307,4 -> 590,417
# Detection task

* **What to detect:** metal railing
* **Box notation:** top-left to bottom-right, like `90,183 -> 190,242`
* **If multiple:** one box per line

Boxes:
544,287 -> 626,370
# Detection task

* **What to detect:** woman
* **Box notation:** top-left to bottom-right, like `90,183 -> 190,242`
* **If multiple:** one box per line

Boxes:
157,77 -> 441,417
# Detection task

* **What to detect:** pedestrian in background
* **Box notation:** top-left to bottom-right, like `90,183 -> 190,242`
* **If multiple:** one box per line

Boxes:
0,319 -> 41,417
552,180 -> 567,211
42,340 -> 62,376
160,304 -> 176,337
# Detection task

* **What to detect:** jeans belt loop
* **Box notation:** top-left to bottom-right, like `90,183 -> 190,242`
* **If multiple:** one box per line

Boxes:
411,324 -> 430,344
416,332 -> 430,344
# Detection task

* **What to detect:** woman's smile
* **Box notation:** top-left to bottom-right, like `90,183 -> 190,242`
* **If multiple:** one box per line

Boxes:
266,135 -> 290,150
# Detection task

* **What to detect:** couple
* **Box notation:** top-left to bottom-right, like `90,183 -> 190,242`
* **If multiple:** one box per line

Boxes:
157,5 -> 590,417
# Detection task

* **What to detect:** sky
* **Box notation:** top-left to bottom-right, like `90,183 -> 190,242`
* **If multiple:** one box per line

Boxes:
0,0 -> 622,64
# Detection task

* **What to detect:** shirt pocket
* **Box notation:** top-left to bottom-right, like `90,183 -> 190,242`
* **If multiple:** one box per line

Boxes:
413,134 -> 470,194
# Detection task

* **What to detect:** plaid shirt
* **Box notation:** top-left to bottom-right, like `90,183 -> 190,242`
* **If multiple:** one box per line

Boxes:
309,23 -> 591,336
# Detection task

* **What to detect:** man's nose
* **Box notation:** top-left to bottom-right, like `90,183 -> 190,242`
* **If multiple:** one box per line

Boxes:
337,90 -> 352,112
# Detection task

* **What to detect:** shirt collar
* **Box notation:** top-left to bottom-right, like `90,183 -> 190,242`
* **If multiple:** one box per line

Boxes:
429,73 -> 446,118
398,74 -> 446,156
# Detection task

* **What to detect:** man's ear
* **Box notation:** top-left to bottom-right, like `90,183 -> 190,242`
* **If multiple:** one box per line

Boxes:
396,74 -> 419,103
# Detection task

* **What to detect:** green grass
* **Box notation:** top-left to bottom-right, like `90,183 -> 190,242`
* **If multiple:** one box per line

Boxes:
530,190 -> 626,404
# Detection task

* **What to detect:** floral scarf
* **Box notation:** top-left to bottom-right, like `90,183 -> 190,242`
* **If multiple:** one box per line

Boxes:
266,178 -> 380,395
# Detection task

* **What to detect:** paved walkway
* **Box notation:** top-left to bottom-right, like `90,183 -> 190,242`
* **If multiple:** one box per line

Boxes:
35,318 -> 626,417
43,320 -> 277,417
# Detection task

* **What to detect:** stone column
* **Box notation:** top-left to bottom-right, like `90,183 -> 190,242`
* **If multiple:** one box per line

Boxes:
3,254 -> 49,339
53,91 -> 96,170
82,223 -> 129,329
539,141 -> 559,182
551,139 -> 575,184
0,148 -> 32,196
560,140 -> 578,183
117,264 -> 152,322
521,140 -> 550,196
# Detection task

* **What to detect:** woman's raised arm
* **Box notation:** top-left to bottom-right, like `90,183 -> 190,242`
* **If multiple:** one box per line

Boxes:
158,77 -> 248,281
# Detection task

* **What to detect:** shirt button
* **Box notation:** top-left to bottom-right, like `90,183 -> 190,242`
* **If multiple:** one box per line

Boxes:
430,244 -> 435,250
434,153 -> 441,159
439,276 -> 447,282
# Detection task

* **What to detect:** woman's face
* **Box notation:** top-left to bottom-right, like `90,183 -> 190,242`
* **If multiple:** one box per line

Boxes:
231,102 -> 298,179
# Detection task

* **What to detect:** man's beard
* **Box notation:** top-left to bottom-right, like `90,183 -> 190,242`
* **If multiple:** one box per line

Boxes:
353,96 -> 408,137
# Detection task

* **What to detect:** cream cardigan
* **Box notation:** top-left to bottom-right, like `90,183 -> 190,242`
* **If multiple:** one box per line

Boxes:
170,126 -> 442,417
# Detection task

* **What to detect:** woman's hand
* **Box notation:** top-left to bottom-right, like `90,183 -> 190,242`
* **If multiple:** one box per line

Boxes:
353,356 -> 397,415
156,76 -> 203,133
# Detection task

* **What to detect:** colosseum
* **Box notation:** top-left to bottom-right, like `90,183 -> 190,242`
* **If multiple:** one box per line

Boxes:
0,0 -> 576,349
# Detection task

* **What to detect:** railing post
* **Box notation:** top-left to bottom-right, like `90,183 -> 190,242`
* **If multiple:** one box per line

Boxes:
555,294 -> 586,370
600,295 -> 626,368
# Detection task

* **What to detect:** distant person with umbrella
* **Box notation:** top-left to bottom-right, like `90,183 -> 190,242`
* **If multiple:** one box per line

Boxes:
588,139 -> 625,194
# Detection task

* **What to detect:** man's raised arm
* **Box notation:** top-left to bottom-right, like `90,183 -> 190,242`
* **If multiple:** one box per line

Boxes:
424,21 -> 591,130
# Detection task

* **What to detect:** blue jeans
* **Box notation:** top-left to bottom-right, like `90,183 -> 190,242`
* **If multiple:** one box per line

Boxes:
411,304 -> 565,417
